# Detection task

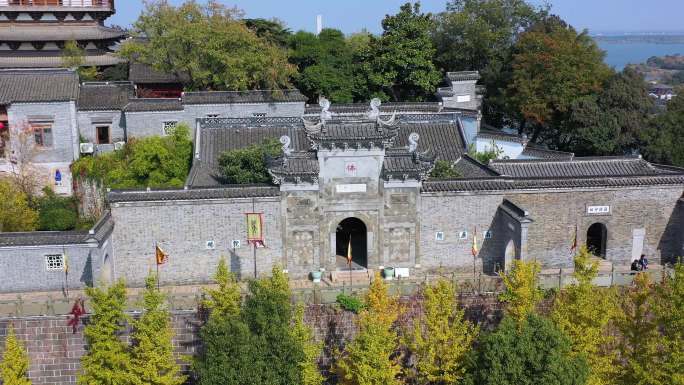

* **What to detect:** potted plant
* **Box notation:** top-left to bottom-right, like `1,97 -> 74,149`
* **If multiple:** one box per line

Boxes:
311,269 -> 323,283
383,267 -> 395,280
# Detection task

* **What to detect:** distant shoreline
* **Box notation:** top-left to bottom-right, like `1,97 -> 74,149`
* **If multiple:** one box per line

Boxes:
593,35 -> 684,44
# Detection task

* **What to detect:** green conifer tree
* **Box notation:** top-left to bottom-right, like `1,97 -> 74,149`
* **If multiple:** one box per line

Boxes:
1,326 -> 31,385
130,274 -> 186,385
291,304 -> 324,385
499,259 -> 542,323
202,257 -> 241,320
653,262 -> 684,384
551,246 -> 620,385
78,280 -> 135,385
335,273 -> 402,385
616,273 -> 663,385
405,278 -> 478,384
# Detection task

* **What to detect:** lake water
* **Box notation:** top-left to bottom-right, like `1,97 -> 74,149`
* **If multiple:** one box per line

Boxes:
598,42 -> 684,70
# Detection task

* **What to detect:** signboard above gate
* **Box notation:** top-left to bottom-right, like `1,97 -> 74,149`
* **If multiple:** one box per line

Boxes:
336,184 -> 367,193
587,205 -> 610,215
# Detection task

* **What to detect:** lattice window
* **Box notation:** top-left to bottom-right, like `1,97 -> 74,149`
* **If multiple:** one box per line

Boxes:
45,254 -> 64,271
161,121 -> 178,135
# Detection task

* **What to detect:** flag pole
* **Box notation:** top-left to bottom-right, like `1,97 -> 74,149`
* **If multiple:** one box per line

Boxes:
155,242 -> 160,290
63,246 -> 69,298
348,236 -> 352,287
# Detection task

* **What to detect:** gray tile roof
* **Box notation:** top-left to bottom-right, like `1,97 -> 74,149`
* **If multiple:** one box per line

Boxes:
267,152 -> 320,184
382,148 -> 435,181
452,155 -> 500,178
520,144 -> 575,160
128,63 -> 189,84
108,185 -> 279,203
78,82 -> 134,111
183,89 -> 307,104
395,121 -> 467,162
446,71 -> 480,81
0,51 -> 124,68
0,24 -> 125,42
124,98 -> 183,112
0,69 -> 79,103
304,102 -> 443,115
477,128 -> 527,144
488,156 -> 679,178
0,212 -> 112,247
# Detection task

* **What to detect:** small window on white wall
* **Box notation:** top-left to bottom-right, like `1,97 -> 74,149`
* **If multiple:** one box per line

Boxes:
161,121 -> 178,135
45,254 -> 64,271
435,231 -> 445,241
456,95 -> 471,103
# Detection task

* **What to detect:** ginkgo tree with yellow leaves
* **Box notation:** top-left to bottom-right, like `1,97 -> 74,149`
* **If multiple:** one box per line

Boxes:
499,259 -> 542,323
1,326 -> 31,385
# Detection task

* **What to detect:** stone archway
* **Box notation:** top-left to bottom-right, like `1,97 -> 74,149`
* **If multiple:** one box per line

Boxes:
504,239 -> 516,272
101,253 -> 113,284
587,223 -> 608,258
336,217 -> 367,269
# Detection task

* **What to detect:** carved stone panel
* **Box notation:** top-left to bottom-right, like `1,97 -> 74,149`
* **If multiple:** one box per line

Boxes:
292,231 -> 315,268
388,227 -> 411,263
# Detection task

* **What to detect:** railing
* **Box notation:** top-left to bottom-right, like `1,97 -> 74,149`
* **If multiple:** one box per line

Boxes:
0,0 -> 112,7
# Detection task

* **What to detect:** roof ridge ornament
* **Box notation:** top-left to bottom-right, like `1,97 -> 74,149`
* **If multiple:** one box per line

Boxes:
408,132 -> 420,153
367,98 -> 382,120
320,96 -> 332,122
377,111 -> 397,127
280,135 -> 291,156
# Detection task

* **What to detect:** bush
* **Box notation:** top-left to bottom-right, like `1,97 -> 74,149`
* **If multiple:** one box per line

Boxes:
218,138 -> 281,184
336,293 -> 365,313
36,187 -> 79,231
430,159 -> 461,179
71,124 -> 193,189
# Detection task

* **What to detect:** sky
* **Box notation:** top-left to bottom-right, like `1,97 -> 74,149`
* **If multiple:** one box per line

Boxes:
109,0 -> 684,35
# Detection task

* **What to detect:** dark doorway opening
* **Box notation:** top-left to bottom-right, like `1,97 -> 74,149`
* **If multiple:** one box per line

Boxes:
586,223 -> 608,258
336,218 -> 367,269
96,125 -> 111,144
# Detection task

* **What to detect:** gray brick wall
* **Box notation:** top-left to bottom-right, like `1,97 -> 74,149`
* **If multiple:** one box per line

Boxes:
109,197 -> 283,286
76,110 -> 125,144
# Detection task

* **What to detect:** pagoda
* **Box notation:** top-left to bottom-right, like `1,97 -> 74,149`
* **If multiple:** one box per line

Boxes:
0,0 -> 126,69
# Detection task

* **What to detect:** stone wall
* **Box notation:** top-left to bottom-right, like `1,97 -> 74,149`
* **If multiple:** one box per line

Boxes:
109,196 -> 283,286
0,294 -> 503,385
76,110 -> 125,145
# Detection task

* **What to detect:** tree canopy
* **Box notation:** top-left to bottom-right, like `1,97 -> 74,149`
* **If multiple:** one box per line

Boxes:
0,178 -> 38,232
120,0 -> 294,91
217,138 -> 281,184
1,326 -> 31,385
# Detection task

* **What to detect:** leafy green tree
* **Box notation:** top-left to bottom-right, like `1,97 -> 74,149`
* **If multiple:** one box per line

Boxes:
551,246 -> 619,385
653,262 -> 684,384
499,259 -> 542,323
404,279 -> 477,385
217,138 -> 281,184
507,15 -> 611,144
244,18 -> 291,48
641,90 -> 684,166
432,0 -> 547,125
470,314 -> 589,385
62,40 -> 85,68
566,68 -> 654,155
1,326 -> 31,385
291,304 -> 324,385
79,280 -> 134,385
616,273 -> 663,385
429,160 -> 461,179
468,143 -> 503,163
130,274 -> 186,385
71,123 -> 193,189
335,273 -> 402,385
120,1 -> 294,91
289,29 -> 356,103
36,187 -> 78,231
202,257 -> 241,320
0,178 -> 38,232
365,2 -> 441,101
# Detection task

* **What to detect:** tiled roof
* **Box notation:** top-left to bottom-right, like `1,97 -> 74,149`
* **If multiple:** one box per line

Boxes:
0,69 -> 79,103
521,144 -> 575,160
108,185 -> 280,203
500,199 -> 533,222
0,51 -> 124,68
268,152 -> 320,184
0,212 -> 112,247
0,24 -> 126,42
382,148 -> 435,181
422,174 -> 684,193
446,71 -> 480,81
183,89 -> 307,104
489,156 -> 679,178
304,102 -> 443,115
477,128 -> 527,144
307,120 -> 399,150
128,63 -> 189,84
452,155 -> 500,178
78,82 -> 134,111
124,98 -> 183,112
395,121 -> 466,162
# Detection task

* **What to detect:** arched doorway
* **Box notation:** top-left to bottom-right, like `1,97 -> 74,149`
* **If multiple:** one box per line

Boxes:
586,223 -> 608,258
504,240 -> 516,272
336,218 -> 367,269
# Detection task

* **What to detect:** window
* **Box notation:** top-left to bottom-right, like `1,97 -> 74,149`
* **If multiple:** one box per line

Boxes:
231,240 -> 241,249
435,231 -> 445,241
253,113 -> 266,117
205,240 -> 216,250
45,254 -> 64,271
96,125 -> 110,144
484,230 -> 493,239
32,122 -> 53,147
161,121 -> 178,135
0,122 -> 7,159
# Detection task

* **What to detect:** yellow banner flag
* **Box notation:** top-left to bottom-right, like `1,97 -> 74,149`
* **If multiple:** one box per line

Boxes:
155,245 -> 168,265
246,213 -> 264,246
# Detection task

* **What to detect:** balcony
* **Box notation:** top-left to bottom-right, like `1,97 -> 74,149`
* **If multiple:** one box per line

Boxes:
0,0 -> 113,8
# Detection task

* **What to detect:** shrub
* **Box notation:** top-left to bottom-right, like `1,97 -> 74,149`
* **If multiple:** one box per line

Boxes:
336,293 -> 365,313
218,138 -> 281,184
36,187 -> 79,231
0,178 -> 38,232
429,159 -> 461,179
